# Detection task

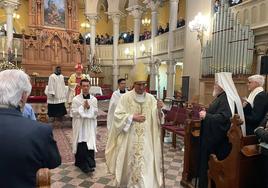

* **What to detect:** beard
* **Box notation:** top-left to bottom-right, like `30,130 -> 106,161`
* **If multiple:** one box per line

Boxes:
213,89 -> 219,97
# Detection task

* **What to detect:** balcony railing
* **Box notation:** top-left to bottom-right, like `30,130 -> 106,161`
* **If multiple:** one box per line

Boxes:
231,0 -> 268,29
0,27 -> 185,64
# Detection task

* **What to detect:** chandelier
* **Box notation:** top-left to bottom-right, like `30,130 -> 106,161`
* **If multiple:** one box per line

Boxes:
142,17 -> 151,26
188,12 -> 209,48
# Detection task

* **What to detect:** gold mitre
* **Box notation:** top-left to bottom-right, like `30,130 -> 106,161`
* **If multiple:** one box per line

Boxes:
130,62 -> 148,83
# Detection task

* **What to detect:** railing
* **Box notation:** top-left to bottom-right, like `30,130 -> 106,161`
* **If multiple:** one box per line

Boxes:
0,27 -> 185,63
231,0 -> 268,29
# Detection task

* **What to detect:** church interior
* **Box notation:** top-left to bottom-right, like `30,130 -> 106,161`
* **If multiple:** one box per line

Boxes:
1,0 -> 268,187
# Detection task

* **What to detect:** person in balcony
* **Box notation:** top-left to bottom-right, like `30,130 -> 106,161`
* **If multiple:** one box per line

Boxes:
164,23 -> 169,32
177,17 -> 185,28
0,25 -> 6,36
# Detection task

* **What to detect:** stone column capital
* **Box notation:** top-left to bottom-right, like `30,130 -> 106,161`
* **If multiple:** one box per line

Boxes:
256,45 -> 268,56
145,1 -> 160,13
166,59 -> 177,65
127,5 -> 144,20
85,14 -> 99,25
108,12 -> 124,24
0,0 -> 20,14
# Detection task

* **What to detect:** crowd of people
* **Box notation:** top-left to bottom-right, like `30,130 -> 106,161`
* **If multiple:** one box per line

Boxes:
81,18 -> 185,45
1,58 -> 268,187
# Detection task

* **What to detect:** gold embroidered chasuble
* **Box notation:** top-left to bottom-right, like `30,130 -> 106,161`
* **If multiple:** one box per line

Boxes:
105,90 -> 162,188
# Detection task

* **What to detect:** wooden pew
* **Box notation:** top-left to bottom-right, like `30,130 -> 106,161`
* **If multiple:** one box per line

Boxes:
37,168 -> 51,188
208,114 -> 265,188
180,118 -> 201,188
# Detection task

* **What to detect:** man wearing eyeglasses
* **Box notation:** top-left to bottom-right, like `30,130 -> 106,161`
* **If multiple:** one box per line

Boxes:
243,74 -> 268,135
106,62 -> 164,188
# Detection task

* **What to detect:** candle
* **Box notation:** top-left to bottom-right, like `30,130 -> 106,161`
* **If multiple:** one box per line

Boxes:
98,58 -> 101,64
15,48 -> 17,58
1,38 -> 4,49
90,78 -> 92,84
93,78 -> 95,85
96,78 -> 99,86
89,54 -> 92,62
2,50 -> 4,58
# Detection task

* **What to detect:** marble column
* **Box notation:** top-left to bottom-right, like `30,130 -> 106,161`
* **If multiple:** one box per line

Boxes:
149,60 -> 157,91
166,59 -> 177,98
1,0 -> 20,50
147,1 -> 159,91
127,5 -> 143,64
166,0 -> 179,98
109,13 -> 121,90
86,14 -> 98,56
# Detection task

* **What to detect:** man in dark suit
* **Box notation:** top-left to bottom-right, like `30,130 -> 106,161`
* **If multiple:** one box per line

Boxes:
0,69 -> 61,188
243,74 -> 268,135
255,114 -> 268,188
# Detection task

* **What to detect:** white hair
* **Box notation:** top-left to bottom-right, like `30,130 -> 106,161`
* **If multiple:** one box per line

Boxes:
0,70 -> 32,107
248,74 -> 265,87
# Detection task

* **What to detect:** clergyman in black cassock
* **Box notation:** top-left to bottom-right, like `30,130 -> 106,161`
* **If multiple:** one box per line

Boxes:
198,72 -> 245,188
198,91 -> 232,188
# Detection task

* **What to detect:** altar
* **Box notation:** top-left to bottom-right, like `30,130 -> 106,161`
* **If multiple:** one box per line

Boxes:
22,0 -> 87,77
89,86 -> 103,96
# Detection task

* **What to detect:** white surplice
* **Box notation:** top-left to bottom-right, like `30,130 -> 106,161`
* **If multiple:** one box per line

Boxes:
71,94 -> 98,154
107,89 -> 127,131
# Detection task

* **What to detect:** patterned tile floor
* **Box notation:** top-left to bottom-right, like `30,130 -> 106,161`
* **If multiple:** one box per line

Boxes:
50,100 -> 185,187
51,134 -> 185,188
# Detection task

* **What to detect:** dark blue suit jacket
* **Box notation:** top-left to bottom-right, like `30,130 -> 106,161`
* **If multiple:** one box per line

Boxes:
0,107 -> 61,188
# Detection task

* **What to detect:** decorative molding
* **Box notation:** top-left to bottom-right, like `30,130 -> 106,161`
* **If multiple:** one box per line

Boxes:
126,5 -> 145,19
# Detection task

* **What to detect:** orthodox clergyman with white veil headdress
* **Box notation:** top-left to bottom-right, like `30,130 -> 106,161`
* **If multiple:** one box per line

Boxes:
198,72 -> 245,188
105,62 -> 164,188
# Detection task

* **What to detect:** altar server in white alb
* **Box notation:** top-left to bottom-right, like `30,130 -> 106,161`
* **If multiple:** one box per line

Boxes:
71,79 -> 98,173
46,66 -> 67,120
107,78 -> 127,131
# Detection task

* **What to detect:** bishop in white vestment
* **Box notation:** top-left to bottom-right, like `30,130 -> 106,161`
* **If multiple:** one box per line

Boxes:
107,78 -> 127,131
105,62 -> 164,188
71,79 -> 98,173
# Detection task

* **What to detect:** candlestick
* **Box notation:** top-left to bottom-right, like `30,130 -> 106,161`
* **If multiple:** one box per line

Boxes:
15,48 -> 17,58
1,38 -> 4,49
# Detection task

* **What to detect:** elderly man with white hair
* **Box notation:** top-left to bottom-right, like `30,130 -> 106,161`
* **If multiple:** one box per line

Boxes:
243,74 -> 268,135
0,69 -> 61,187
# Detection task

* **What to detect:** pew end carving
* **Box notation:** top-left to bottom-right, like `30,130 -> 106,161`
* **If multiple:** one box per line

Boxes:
181,118 -> 201,188
208,114 -> 264,188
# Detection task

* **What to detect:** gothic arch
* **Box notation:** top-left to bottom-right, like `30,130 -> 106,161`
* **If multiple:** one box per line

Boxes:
251,6 -> 257,24
243,9 -> 249,25
260,3 -> 267,22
